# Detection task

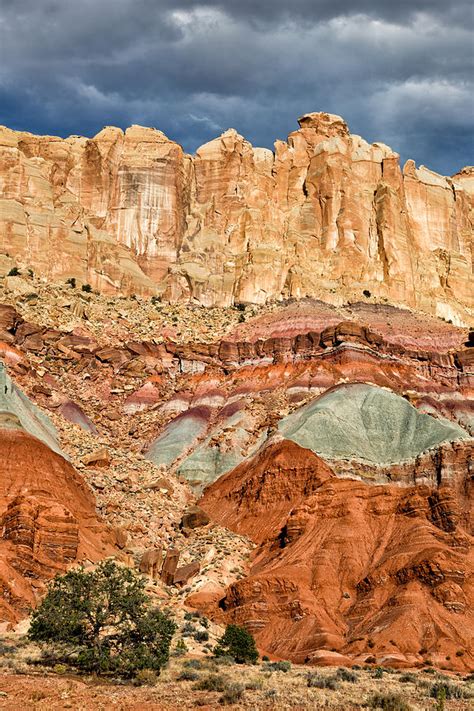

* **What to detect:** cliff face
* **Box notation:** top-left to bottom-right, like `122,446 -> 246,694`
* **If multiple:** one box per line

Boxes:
1,113 -> 472,321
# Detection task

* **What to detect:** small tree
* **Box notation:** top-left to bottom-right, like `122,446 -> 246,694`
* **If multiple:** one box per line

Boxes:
214,624 -> 259,664
28,560 -> 176,677
81,283 -> 92,292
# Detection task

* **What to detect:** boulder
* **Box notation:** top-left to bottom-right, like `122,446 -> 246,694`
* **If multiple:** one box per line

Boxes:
82,448 -> 111,468
173,561 -> 200,586
180,506 -> 210,531
139,547 -> 163,578
112,527 -> 129,550
160,548 -> 180,585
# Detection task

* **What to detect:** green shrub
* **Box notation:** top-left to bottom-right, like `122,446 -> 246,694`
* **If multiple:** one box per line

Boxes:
81,283 -> 92,292
219,683 -> 244,705
7,267 -> 20,276
214,624 -> 258,665
307,673 -> 339,690
184,659 -> 203,670
182,622 -> 196,637
194,630 -> 209,643
194,673 -> 227,691
263,661 -> 291,673
429,681 -> 467,700
66,277 -> 76,288
133,669 -> 159,686
28,560 -> 176,678
172,638 -> 188,656
336,667 -> 358,682
435,686 -> 446,711
399,673 -> 417,683
368,693 -> 412,710
213,654 -> 234,666
177,669 -> 199,682
373,666 -> 385,679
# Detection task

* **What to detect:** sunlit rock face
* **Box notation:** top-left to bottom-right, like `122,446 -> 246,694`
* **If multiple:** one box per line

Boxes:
0,113 -> 472,320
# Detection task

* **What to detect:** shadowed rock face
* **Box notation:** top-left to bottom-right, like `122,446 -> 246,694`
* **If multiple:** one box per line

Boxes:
199,439 -> 474,670
279,383 -> 468,465
1,114 -> 472,321
0,363 -> 62,455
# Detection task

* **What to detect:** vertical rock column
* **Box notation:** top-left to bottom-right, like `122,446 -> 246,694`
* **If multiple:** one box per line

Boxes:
160,547 -> 180,585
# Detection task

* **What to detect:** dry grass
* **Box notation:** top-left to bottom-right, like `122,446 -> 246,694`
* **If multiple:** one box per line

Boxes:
0,638 -> 473,710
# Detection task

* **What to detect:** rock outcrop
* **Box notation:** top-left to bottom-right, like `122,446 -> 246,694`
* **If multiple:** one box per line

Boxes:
278,382 -> 468,466
0,366 -> 114,622
1,114 -> 472,322
199,439 -> 474,671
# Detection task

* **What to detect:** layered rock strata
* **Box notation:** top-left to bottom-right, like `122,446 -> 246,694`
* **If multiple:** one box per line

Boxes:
0,287 -> 472,669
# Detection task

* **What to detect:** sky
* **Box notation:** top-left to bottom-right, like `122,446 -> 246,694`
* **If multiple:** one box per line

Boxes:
0,0 -> 473,175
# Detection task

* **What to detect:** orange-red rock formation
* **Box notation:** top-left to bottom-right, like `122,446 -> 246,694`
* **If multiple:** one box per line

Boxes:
199,440 -> 474,671
1,114 -> 472,322
0,428 -> 114,623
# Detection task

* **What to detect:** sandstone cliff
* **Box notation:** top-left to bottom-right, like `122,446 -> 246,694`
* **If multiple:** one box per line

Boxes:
1,114 -> 472,322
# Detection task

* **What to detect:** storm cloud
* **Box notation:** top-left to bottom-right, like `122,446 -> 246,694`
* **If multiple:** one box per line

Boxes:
0,0 -> 472,174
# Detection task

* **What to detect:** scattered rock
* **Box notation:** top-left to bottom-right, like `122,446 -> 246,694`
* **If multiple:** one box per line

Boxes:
82,448 -> 111,468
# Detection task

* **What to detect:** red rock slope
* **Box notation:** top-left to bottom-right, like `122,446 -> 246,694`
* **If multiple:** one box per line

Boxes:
199,439 -> 474,671
0,429 -> 114,624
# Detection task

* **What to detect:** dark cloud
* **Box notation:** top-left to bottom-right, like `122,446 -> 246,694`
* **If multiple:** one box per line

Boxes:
0,0 -> 472,174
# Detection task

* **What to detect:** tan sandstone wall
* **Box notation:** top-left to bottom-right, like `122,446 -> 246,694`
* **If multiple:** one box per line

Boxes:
0,113 -> 472,321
